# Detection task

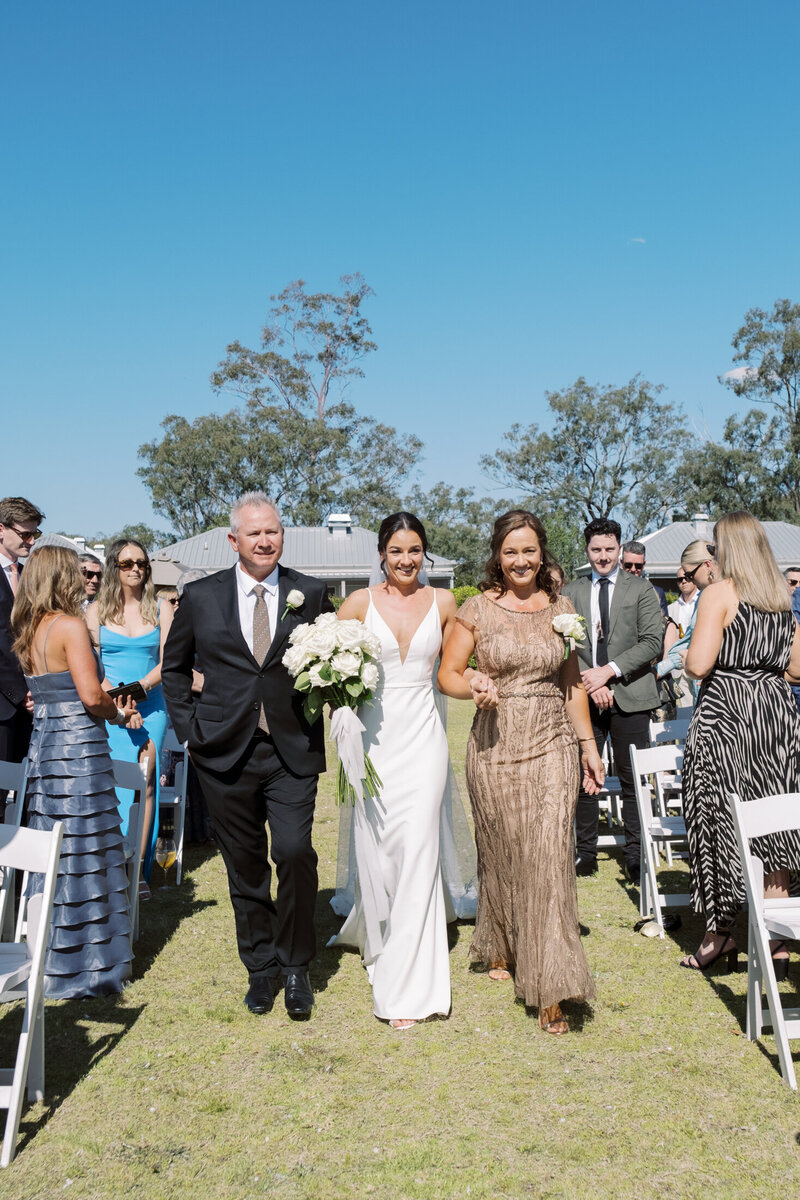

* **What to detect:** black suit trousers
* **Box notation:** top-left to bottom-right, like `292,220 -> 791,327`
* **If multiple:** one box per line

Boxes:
575,700 -> 651,867
193,733 -> 318,978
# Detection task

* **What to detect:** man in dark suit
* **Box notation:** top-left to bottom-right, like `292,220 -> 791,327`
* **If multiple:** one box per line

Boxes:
564,518 -> 663,883
161,492 -> 334,1019
0,497 -> 44,781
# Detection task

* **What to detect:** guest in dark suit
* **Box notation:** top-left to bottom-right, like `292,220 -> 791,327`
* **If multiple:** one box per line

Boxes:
621,540 -> 669,617
564,519 -> 663,882
0,497 -> 44,775
161,492 -> 334,1019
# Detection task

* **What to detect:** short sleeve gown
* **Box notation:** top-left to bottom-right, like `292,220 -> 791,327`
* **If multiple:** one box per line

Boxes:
457,593 -> 595,1011
25,647 -> 132,998
683,602 -> 800,932
100,624 -> 167,881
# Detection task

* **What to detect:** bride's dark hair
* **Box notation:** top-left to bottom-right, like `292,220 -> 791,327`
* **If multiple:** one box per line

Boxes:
377,512 -> 433,573
480,510 -> 556,601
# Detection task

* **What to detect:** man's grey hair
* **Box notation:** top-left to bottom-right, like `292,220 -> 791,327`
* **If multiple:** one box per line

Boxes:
79,552 -> 103,568
229,492 -> 282,535
622,540 -> 646,558
176,568 -> 209,597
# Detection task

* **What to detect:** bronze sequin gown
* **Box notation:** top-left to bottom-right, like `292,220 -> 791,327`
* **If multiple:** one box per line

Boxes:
457,594 -> 595,1010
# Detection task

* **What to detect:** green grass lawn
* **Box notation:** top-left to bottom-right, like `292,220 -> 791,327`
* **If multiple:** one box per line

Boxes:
3,700 -> 800,1198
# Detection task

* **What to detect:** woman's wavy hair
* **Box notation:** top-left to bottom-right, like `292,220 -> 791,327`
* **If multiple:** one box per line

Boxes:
480,510 -> 557,601
11,545 -> 85,673
715,511 -> 790,613
377,512 -> 433,574
97,538 -> 158,627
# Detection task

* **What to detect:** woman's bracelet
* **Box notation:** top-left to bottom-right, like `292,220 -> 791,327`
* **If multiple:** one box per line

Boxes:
110,707 -> 127,726
579,737 -> 595,743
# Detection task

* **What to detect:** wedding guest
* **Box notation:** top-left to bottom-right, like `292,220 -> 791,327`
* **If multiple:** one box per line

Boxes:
621,540 -> 669,617
564,519 -> 663,883
439,510 -> 604,1035
330,513 -> 477,1030
79,553 -> 103,605
86,539 -> 173,898
785,567 -> 800,595
656,541 -> 716,710
11,545 -> 136,997
549,563 -> 567,596
681,513 -> 800,974
0,497 -> 44,780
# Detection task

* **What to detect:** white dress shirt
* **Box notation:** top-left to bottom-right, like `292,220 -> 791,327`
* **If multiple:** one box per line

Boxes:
668,593 -> 698,636
589,566 -> 621,677
236,563 -> 279,655
0,550 -> 18,596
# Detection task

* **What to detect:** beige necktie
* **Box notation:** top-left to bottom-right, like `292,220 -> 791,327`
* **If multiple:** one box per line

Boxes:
8,562 -> 19,596
252,585 -> 271,731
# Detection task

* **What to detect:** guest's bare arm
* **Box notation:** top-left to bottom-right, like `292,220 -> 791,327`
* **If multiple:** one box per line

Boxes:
561,652 -> 605,794
685,581 -> 736,679
438,621 -> 497,708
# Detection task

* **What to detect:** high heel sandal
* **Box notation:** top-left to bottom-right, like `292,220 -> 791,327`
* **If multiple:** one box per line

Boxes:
539,1004 -> 568,1035
389,1019 -> 418,1031
488,960 -> 512,981
680,933 -> 738,973
770,941 -> 790,982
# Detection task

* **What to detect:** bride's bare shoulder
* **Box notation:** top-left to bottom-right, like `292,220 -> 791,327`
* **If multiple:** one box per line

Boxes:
338,588 -> 370,622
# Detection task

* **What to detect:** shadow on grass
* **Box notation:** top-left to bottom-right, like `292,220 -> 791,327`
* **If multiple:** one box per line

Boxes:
0,841 -> 220,1156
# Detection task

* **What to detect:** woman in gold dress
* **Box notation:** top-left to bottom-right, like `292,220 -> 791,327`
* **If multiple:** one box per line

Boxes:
439,511 -> 604,1034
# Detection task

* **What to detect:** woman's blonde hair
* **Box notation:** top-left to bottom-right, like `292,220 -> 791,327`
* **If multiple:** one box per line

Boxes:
97,539 -> 158,627
680,539 -> 714,568
715,511 -> 791,612
11,545 -> 85,672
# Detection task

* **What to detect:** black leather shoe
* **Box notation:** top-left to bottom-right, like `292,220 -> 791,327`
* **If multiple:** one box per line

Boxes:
284,970 -> 314,1019
575,855 -> 598,877
624,861 -> 641,885
244,975 -> 279,1015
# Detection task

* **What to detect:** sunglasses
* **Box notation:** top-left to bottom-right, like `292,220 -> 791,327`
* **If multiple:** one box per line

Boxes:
166,596 -> 179,606
117,558 -> 148,571
706,543 -> 716,557
682,562 -> 708,583
621,561 -> 644,573
81,569 -> 102,580
788,579 -> 800,588
6,524 -> 41,543
676,576 -> 692,584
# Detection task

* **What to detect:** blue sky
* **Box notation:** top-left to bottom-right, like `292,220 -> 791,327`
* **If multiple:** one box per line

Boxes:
2,0 -> 799,537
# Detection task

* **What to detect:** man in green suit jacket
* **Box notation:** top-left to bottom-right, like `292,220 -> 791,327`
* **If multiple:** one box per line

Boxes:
563,517 -> 664,882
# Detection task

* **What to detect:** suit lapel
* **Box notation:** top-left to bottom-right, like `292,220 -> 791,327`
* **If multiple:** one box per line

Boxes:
263,567 -> 292,667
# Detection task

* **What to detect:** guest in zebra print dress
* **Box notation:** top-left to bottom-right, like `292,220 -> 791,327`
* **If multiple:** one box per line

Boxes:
681,512 -> 800,973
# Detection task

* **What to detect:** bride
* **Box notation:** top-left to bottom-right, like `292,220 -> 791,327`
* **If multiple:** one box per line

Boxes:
330,512 -> 493,1029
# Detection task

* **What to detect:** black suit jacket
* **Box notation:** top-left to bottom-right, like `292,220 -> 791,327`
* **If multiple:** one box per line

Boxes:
161,564 -> 334,775
0,564 -> 26,721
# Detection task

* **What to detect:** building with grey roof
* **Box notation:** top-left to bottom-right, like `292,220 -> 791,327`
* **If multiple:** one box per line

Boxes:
151,513 -> 457,595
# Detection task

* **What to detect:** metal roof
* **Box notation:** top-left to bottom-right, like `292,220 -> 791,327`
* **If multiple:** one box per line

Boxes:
152,524 -> 457,580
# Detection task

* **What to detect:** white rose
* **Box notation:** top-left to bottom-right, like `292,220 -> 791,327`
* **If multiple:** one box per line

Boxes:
308,662 -> 331,689
331,650 -> 362,678
282,643 -> 312,675
288,621 -> 316,646
552,613 -> 586,644
362,631 -> 382,659
316,611 -> 339,628
307,623 -> 339,659
286,588 -> 305,609
335,619 -> 369,651
361,662 -> 379,691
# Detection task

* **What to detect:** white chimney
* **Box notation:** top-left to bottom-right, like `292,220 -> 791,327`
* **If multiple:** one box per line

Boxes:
327,513 -> 352,537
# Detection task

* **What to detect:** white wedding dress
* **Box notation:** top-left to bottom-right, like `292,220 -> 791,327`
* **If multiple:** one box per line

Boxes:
330,589 -> 470,1021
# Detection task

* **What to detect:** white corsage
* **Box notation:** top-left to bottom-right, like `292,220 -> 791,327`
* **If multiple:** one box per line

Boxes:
281,588 -> 305,622
552,612 -> 587,660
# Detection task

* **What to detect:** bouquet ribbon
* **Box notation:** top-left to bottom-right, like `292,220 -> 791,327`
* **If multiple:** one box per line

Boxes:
330,707 -> 368,803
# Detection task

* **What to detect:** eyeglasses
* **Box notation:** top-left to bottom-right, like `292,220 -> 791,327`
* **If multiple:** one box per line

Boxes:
676,576 -> 692,585
117,558 -> 148,571
5,525 -> 41,543
621,561 -> 644,573
788,578 -> 800,588
682,562 -> 709,584
81,569 -> 102,580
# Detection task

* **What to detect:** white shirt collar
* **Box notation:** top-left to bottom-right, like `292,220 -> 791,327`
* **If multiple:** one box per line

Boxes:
591,565 -> 620,586
0,550 -> 15,571
236,562 -> 279,595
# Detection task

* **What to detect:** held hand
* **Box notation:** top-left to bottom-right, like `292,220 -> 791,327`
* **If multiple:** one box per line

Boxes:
580,665 -> 613,694
581,745 -> 606,795
126,703 -> 144,730
118,696 -> 138,723
591,685 -> 614,712
24,690 -> 34,714
470,673 -> 498,710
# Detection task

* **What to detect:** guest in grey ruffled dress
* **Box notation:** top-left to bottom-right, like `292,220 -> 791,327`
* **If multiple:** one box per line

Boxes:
11,546 -> 138,998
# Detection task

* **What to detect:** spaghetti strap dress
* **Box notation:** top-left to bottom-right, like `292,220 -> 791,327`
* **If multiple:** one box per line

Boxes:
100,624 -> 167,881
25,620 -> 132,998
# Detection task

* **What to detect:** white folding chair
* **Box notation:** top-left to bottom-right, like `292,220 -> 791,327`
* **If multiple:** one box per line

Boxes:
159,729 -> 188,885
728,790 -> 800,1089
111,759 -> 147,946
0,821 -> 63,1167
0,760 -> 28,940
630,744 -> 690,935
648,719 -> 690,865
596,743 -> 625,849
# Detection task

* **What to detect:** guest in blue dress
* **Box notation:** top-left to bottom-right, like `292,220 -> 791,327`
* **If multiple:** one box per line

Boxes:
11,545 -> 138,997
87,539 -> 173,894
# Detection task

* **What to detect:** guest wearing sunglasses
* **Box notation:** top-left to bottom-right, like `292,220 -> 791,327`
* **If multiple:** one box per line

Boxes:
87,539 -> 173,897
0,496 -> 44,789
655,541 -> 717,709
621,540 -> 669,618
79,553 -> 103,605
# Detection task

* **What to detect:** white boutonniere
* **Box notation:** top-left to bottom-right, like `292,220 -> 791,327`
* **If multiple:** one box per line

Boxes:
281,588 -> 305,622
552,612 -> 587,660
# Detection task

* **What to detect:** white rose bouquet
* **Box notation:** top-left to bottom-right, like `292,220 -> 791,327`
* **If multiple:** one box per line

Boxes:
552,612 -> 587,659
282,612 -> 383,805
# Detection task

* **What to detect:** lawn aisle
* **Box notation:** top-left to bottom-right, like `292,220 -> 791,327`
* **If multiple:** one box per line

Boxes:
3,700 -> 800,1199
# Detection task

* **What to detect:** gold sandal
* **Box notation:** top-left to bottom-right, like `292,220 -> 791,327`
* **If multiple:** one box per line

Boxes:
488,960 -> 512,981
539,1004 -> 568,1035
